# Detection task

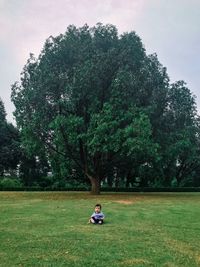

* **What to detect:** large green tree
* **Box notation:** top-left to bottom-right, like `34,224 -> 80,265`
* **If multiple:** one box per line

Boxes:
11,24 -> 163,193
11,23 -> 199,193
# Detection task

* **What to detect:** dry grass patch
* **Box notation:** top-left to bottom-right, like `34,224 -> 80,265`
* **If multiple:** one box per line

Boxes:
163,263 -> 179,267
113,200 -> 134,205
121,258 -> 152,266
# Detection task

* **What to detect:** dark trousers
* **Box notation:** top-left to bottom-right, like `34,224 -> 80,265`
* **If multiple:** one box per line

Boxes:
91,216 -> 104,224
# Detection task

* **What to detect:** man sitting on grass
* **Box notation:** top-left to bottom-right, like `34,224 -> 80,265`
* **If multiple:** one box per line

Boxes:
89,204 -> 105,224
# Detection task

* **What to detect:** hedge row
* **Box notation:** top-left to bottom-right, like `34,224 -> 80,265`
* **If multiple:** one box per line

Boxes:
1,187 -> 200,192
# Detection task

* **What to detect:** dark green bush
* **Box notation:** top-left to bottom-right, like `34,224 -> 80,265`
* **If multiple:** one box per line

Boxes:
0,177 -> 23,190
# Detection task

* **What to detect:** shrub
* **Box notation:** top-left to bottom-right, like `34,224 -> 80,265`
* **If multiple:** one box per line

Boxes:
0,177 -> 23,189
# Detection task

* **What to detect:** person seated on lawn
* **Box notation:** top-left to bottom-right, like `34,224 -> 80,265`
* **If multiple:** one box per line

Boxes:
89,203 -> 105,224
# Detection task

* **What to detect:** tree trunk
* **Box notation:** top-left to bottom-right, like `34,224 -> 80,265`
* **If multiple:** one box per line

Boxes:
90,177 -> 101,195
85,168 -> 101,194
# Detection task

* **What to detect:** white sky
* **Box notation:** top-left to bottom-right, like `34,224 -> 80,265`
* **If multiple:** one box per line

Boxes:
0,0 -> 200,123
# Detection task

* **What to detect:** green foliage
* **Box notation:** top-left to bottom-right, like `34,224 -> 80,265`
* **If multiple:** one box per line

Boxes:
0,98 -> 6,122
11,24 -> 200,192
0,177 -> 22,189
0,98 -> 21,176
19,152 -> 49,187
156,81 -> 200,186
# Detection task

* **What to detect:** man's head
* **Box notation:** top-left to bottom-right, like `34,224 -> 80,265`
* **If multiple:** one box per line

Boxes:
95,204 -> 102,213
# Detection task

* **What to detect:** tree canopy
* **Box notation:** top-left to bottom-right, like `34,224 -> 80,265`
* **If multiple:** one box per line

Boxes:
11,24 -> 200,194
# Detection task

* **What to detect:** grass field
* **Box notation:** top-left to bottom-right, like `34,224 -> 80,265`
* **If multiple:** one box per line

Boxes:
0,192 -> 200,267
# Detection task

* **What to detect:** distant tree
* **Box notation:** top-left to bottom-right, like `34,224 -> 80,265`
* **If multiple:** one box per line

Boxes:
0,98 -> 6,123
19,151 -> 49,187
0,98 -> 21,176
160,81 -> 200,186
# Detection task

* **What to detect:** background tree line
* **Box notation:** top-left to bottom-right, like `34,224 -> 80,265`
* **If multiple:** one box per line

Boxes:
1,24 -> 200,194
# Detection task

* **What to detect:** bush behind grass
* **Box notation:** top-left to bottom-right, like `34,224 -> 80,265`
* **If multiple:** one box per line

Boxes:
0,177 -> 23,189
0,192 -> 200,266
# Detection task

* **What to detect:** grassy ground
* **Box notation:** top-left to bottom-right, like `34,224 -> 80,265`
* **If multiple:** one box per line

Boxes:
0,192 -> 200,267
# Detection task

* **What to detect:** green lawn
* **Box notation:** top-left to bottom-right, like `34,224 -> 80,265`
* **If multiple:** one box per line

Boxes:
0,192 -> 200,267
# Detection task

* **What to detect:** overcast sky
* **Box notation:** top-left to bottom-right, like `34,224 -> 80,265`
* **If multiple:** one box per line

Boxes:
0,0 -> 200,123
